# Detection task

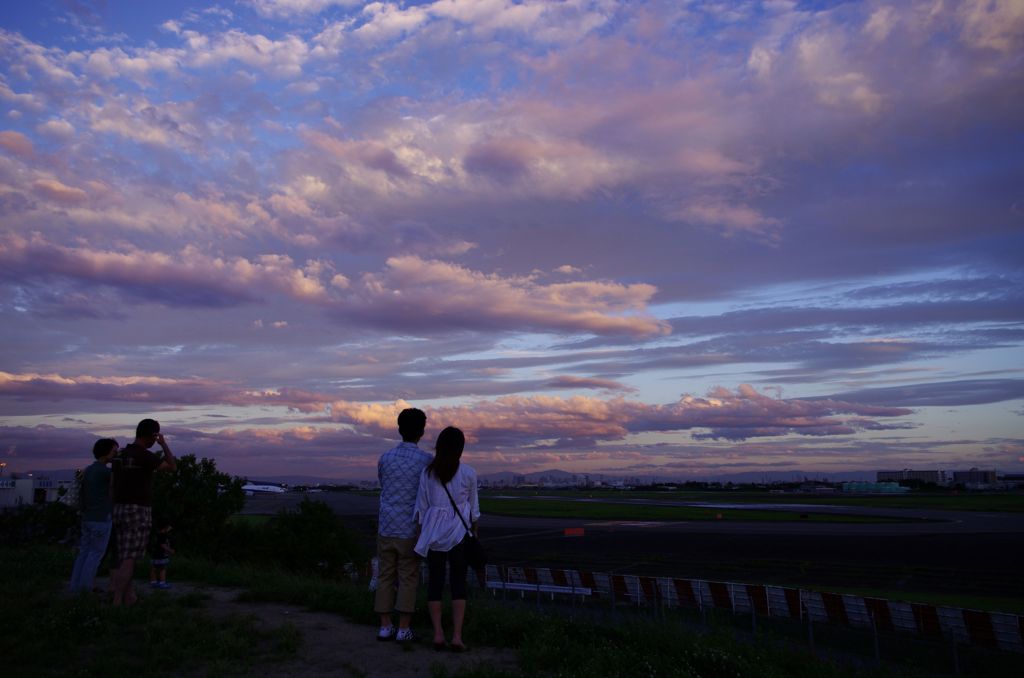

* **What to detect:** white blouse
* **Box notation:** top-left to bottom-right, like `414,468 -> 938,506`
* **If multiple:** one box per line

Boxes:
413,463 -> 480,556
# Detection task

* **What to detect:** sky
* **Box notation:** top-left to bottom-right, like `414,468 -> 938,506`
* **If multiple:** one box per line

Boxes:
0,0 -> 1022,481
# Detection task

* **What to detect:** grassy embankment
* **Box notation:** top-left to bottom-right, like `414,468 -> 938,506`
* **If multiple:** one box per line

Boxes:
0,545 -> 301,676
0,543 -> 966,678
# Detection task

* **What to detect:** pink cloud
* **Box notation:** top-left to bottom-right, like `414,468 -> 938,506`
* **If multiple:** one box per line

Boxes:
0,372 -> 911,448
0,232 -> 331,306
346,255 -> 669,337
0,130 -> 34,157
31,179 -> 89,204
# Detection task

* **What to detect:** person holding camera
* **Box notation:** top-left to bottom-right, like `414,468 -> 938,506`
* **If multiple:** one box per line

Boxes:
110,419 -> 177,606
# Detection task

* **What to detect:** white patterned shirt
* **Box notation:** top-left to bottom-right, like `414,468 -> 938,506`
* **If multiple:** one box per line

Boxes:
377,441 -> 433,538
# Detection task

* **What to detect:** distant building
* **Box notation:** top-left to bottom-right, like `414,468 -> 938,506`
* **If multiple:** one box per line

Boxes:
952,468 -> 997,487
842,481 -> 910,494
876,469 -> 946,485
0,476 -> 74,508
1000,474 -> 1024,489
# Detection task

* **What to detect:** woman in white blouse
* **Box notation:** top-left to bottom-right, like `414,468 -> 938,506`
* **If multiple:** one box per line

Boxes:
414,426 -> 480,652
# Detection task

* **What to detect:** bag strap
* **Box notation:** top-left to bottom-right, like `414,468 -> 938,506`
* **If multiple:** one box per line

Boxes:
441,480 -> 473,536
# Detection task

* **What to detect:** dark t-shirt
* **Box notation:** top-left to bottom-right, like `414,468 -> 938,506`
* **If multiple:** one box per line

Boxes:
150,532 -> 172,560
80,461 -> 112,522
111,443 -> 163,506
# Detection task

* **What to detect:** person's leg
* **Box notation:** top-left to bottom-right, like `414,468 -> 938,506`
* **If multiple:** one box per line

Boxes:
111,506 -> 130,605
150,562 -> 158,586
68,522 -> 89,592
426,549 -> 447,644
78,520 -> 112,592
451,599 -> 466,647
448,541 -> 468,647
113,505 -> 148,606
394,537 -> 419,632
113,557 -> 136,606
374,536 -> 398,632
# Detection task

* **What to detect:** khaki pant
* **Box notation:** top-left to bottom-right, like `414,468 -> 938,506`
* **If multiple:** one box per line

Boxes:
374,535 -> 420,614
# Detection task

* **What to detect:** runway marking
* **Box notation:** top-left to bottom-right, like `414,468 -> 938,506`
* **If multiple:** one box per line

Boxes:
486,529 -> 565,541
587,521 -> 687,527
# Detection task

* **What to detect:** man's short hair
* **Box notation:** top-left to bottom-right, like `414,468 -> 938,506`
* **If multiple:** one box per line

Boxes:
136,419 -> 160,439
93,438 -> 118,460
397,408 -> 426,441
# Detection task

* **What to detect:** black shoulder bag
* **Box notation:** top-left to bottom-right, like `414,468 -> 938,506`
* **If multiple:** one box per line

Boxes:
441,481 -> 488,571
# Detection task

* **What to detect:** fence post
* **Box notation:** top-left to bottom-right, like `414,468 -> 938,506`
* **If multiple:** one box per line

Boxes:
698,581 -> 706,627
804,602 -> 815,652
869,609 -> 880,663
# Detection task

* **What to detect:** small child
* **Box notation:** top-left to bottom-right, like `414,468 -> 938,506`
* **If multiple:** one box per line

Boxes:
149,522 -> 174,589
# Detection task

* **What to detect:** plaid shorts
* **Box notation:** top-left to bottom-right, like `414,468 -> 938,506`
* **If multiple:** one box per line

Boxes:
113,504 -> 152,562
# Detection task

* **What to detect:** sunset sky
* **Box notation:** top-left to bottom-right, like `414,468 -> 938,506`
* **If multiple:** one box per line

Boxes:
1,1 -> 1022,481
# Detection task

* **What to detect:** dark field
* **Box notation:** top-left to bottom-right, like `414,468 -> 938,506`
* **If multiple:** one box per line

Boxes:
243,491 -> 1024,612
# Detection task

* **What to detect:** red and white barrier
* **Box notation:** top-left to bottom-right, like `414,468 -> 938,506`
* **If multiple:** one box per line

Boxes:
473,563 -> 1023,653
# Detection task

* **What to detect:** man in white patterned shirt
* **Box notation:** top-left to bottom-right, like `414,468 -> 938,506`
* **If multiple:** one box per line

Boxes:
375,407 -> 432,642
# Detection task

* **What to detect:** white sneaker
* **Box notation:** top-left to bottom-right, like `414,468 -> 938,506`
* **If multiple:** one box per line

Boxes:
377,625 -> 396,641
396,628 -> 414,643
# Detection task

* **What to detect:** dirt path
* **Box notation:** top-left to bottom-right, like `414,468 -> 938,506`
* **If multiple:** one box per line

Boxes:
130,581 -> 521,677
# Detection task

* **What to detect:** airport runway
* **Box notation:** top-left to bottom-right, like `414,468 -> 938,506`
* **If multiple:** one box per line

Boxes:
242,491 -> 1024,597
243,491 -> 1024,535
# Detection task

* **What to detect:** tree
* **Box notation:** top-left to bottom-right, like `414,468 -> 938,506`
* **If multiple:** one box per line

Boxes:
152,455 -> 245,554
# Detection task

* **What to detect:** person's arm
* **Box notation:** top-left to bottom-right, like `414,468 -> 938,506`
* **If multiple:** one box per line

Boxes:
468,468 -> 480,535
413,469 -> 428,525
155,434 -> 177,472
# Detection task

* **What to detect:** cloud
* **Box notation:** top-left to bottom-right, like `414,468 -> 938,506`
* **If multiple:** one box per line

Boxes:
0,373 -> 910,446
0,232 -> 331,307
247,0 -> 360,19
826,379 -> 1024,408
36,118 -> 75,138
31,179 -> 89,204
0,130 -> 34,157
184,29 -> 310,78
958,0 -> 1024,53
343,255 -> 669,337
325,384 -> 912,446
546,376 -> 635,393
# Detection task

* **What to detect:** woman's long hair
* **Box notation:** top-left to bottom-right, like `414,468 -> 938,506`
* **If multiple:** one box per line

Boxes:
427,426 -> 465,485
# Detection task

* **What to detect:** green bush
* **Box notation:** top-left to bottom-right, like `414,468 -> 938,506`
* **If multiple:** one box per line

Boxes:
152,454 -> 246,554
194,499 -> 365,577
262,498 -> 365,575
0,502 -> 79,546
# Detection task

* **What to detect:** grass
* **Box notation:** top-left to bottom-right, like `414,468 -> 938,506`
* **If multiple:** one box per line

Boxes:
0,545 -> 301,677
8,540 -> 1022,678
479,498 -> 911,522
483,489 -> 1024,513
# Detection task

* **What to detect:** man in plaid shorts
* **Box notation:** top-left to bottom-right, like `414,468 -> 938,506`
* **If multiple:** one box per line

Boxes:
110,418 -> 177,606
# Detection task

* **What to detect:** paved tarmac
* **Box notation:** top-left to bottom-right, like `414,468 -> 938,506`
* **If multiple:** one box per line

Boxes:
242,491 -> 1024,596
243,490 -> 1024,535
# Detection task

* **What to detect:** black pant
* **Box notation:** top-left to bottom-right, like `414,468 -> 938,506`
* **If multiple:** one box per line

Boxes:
426,539 -> 467,601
